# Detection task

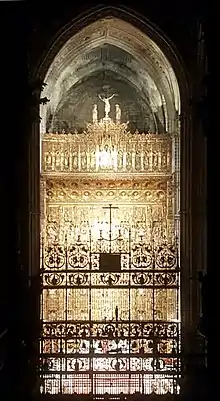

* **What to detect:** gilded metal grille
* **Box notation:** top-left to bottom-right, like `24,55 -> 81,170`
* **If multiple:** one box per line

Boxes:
40,218 -> 180,396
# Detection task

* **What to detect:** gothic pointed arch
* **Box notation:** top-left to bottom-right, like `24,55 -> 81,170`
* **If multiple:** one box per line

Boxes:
28,5 -> 197,397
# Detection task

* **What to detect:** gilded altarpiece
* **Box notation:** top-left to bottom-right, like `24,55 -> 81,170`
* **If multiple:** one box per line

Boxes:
40,120 -> 180,396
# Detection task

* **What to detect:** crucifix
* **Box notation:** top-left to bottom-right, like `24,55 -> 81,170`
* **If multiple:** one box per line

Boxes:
98,94 -> 116,118
102,204 -> 119,252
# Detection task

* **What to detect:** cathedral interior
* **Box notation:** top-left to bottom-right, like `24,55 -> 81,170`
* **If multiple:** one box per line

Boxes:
1,2 -> 209,401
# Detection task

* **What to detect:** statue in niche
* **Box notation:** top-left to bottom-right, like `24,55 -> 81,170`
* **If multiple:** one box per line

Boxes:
115,104 -> 121,123
98,94 -> 116,118
92,104 -> 98,123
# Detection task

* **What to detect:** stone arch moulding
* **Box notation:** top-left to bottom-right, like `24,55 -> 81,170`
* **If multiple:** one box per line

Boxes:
30,4 -> 194,368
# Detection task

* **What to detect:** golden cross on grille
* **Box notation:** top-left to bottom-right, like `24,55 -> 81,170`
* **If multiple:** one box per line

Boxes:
102,204 -> 119,252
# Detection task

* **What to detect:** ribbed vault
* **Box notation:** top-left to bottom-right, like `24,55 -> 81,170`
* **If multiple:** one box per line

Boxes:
40,17 -> 180,134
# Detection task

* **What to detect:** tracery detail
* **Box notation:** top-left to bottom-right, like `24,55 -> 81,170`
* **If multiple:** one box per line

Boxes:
40,95 -> 180,396
42,120 -> 172,175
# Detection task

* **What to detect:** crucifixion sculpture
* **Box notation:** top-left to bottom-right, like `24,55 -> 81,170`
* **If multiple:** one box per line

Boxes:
98,94 -> 116,118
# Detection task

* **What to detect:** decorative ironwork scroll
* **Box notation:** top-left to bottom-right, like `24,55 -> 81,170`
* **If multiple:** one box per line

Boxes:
40,117 -> 180,396
40,229 -> 180,395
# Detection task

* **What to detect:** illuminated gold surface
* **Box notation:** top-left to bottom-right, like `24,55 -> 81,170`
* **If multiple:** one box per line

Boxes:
91,289 -> 129,320
41,129 -> 178,329
43,289 -> 66,321
67,289 -> 90,320
42,176 -> 175,246
41,120 -> 172,175
130,289 -> 153,320
40,123 -> 180,396
42,287 -> 177,324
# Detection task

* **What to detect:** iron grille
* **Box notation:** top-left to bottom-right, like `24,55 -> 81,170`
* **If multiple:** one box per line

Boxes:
39,225 -> 181,396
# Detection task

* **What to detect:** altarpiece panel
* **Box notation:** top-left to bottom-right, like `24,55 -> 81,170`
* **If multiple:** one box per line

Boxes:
40,108 -> 180,396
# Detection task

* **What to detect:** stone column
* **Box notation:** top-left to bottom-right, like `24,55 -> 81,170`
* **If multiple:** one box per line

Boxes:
179,90 -> 207,398
179,109 -> 193,358
28,118 -> 40,279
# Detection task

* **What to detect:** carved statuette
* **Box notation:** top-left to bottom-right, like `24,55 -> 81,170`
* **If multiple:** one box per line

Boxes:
98,94 -> 116,118
92,104 -> 98,123
115,104 -> 121,123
